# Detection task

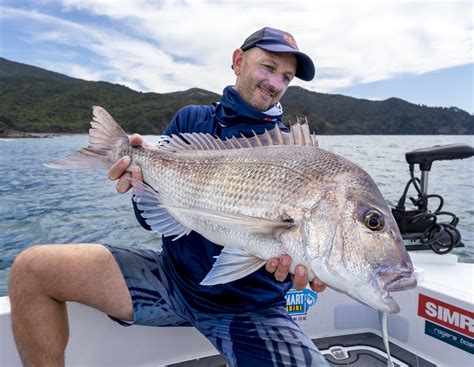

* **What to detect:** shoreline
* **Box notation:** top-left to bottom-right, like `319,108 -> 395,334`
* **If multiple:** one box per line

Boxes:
0,131 -> 73,138
1,130 -> 473,138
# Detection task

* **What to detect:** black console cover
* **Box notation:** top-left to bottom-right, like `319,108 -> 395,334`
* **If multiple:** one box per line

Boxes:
405,144 -> 473,171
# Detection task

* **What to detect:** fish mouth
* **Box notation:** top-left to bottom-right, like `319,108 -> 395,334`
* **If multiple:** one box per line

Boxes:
384,271 -> 417,292
376,270 -> 417,313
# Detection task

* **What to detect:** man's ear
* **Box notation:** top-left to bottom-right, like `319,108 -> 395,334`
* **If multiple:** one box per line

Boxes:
232,48 -> 244,76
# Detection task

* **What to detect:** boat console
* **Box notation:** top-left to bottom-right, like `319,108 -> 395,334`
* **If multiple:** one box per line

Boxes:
405,143 -> 474,171
392,143 -> 474,254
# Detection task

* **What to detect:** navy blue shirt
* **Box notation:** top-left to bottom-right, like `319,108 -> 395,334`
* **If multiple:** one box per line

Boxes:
136,86 -> 292,313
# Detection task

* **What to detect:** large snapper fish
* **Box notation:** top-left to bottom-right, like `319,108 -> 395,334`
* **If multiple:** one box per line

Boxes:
48,106 -> 416,315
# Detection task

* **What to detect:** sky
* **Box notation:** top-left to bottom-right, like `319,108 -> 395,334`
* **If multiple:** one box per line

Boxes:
0,0 -> 473,113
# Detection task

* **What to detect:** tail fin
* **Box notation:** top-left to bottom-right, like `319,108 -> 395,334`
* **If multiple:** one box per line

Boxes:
45,106 -> 129,170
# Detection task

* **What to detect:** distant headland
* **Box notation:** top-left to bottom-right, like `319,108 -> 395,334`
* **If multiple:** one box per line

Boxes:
0,57 -> 472,137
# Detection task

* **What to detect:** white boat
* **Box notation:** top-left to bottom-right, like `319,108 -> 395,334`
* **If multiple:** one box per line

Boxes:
1,144 -> 473,366
1,252 -> 472,366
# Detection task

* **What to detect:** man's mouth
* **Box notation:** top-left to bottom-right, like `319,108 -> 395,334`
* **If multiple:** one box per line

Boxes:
258,86 -> 275,98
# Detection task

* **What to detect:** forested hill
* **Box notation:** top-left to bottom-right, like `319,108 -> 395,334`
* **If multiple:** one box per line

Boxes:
0,57 -> 472,136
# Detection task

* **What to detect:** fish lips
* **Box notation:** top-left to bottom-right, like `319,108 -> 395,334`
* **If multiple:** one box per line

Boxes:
376,270 -> 417,313
384,271 -> 417,292
376,266 -> 417,292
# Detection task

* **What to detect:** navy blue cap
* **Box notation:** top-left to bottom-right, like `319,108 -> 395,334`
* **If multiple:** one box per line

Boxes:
240,27 -> 315,81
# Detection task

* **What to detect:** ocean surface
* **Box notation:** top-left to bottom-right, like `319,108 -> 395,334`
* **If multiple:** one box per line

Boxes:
0,134 -> 473,296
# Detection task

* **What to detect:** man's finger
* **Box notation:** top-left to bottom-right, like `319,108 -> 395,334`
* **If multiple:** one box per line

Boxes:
130,134 -> 156,149
310,277 -> 327,293
265,258 -> 279,273
132,165 -> 143,182
274,255 -> 291,282
116,172 -> 132,193
292,265 -> 307,291
108,156 -> 131,180
129,134 -> 144,147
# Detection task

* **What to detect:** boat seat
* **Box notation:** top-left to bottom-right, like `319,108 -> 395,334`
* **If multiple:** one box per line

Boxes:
405,143 -> 473,171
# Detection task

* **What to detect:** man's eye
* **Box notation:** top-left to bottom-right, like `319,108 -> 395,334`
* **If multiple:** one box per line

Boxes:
263,64 -> 274,72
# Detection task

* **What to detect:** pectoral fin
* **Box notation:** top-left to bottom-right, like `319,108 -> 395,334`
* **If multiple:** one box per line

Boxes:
129,178 -> 191,239
160,205 -> 293,235
200,248 -> 267,285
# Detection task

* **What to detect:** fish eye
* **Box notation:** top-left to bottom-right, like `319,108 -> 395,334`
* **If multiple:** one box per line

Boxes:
364,210 -> 384,231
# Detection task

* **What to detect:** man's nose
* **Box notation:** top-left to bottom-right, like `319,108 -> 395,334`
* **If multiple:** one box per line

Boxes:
268,75 -> 287,93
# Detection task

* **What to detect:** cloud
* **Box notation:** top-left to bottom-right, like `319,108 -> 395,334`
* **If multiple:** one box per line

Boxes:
1,5 -> 209,92
1,1 -> 472,96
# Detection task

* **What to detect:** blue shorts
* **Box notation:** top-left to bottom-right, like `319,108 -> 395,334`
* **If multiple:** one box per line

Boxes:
103,244 -> 328,367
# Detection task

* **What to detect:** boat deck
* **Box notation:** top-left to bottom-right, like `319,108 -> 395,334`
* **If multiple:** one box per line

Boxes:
169,332 -> 436,367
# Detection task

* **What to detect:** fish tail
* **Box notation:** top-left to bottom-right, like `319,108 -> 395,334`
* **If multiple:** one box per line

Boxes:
45,106 -> 130,170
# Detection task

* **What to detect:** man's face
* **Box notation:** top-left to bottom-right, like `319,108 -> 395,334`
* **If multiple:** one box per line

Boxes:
233,47 -> 297,111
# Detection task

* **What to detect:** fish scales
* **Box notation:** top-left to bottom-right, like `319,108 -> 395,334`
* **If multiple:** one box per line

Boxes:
120,146 -> 323,262
128,146 -> 316,214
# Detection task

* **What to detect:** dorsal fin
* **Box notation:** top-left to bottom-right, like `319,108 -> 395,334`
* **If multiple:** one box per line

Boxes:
156,123 -> 319,153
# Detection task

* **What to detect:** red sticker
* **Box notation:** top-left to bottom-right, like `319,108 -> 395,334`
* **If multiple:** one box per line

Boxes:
418,293 -> 474,337
284,34 -> 298,50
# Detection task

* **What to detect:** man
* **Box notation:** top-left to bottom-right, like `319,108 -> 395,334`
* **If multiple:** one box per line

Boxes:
9,27 -> 328,366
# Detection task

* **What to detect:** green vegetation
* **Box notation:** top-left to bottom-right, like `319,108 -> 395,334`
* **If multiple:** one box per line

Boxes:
282,87 -> 473,134
0,57 -> 472,136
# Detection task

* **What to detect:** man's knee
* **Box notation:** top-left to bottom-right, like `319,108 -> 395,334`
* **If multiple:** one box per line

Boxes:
9,245 -> 54,295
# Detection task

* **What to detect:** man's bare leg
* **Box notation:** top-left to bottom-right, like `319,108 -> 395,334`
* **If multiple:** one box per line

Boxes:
8,244 -> 133,367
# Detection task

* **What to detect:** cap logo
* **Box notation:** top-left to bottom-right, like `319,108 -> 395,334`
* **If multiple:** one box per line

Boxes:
284,34 -> 298,50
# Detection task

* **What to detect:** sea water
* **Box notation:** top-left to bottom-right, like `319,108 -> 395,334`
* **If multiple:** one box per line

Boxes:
0,134 -> 473,296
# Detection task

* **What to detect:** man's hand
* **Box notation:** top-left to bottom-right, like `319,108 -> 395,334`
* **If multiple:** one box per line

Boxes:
265,255 -> 327,292
107,134 -> 154,193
